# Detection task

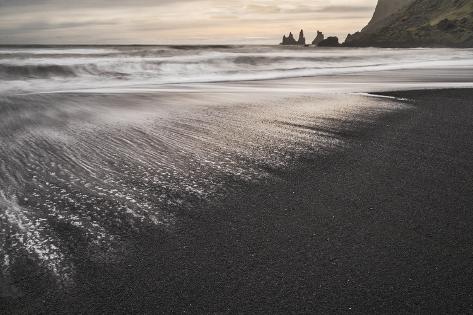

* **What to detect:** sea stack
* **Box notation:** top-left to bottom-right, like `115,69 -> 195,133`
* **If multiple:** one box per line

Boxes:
281,32 -> 298,45
318,36 -> 340,47
312,31 -> 325,46
281,30 -> 306,45
297,29 -> 306,45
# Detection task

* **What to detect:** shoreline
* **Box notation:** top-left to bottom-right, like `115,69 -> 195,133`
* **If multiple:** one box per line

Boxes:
2,88 -> 473,313
149,88 -> 473,313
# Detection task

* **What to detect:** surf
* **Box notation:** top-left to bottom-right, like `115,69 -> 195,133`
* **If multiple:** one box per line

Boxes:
1,46 -> 472,94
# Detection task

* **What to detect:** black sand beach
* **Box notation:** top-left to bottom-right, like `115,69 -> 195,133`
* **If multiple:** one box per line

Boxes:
2,88 -> 472,313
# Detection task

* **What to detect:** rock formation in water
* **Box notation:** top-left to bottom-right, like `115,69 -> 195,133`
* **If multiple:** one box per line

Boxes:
281,35 -> 288,45
345,0 -> 473,47
281,32 -> 298,45
281,30 -> 306,45
318,36 -> 340,47
297,29 -> 306,45
312,31 -> 325,46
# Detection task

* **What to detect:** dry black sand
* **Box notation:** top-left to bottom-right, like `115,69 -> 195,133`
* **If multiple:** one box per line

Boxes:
3,89 -> 473,314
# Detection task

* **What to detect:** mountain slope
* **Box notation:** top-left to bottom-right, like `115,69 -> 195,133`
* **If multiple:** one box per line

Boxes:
346,0 -> 473,47
362,0 -> 416,33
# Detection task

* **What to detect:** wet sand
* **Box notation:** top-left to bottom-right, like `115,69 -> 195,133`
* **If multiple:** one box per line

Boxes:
2,89 -> 473,313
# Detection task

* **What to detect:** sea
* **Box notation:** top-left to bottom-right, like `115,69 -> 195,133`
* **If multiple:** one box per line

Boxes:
1,45 -> 473,94
1,45 -> 473,306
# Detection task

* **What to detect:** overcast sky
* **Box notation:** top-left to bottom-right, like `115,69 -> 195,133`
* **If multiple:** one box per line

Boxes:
0,0 -> 378,44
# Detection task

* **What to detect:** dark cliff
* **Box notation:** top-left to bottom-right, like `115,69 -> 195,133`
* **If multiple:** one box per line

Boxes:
363,0 -> 416,33
345,0 -> 473,47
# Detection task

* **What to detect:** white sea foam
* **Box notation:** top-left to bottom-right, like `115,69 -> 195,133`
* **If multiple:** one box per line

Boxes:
1,46 -> 472,94
0,87 -> 410,286
0,45 -> 472,290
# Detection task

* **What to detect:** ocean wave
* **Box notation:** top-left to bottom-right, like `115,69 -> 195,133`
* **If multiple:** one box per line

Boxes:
0,64 -> 79,79
0,63 -> 128,80
0,46 -> 472,93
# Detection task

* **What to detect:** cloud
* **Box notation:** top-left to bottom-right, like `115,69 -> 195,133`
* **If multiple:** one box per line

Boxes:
317,5 -> 373,13
0,0 -> 194,8
245,4 -> 281,14
0,0 -> 378,44
1,20 -> 117,33
0,0 -> 48,6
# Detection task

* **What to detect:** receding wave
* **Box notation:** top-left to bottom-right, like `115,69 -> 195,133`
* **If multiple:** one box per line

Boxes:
0,90 -> 410,289
1,45 -> 472,295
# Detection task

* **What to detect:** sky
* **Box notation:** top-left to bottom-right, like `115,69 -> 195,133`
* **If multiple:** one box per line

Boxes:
0,0 -> 378,44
